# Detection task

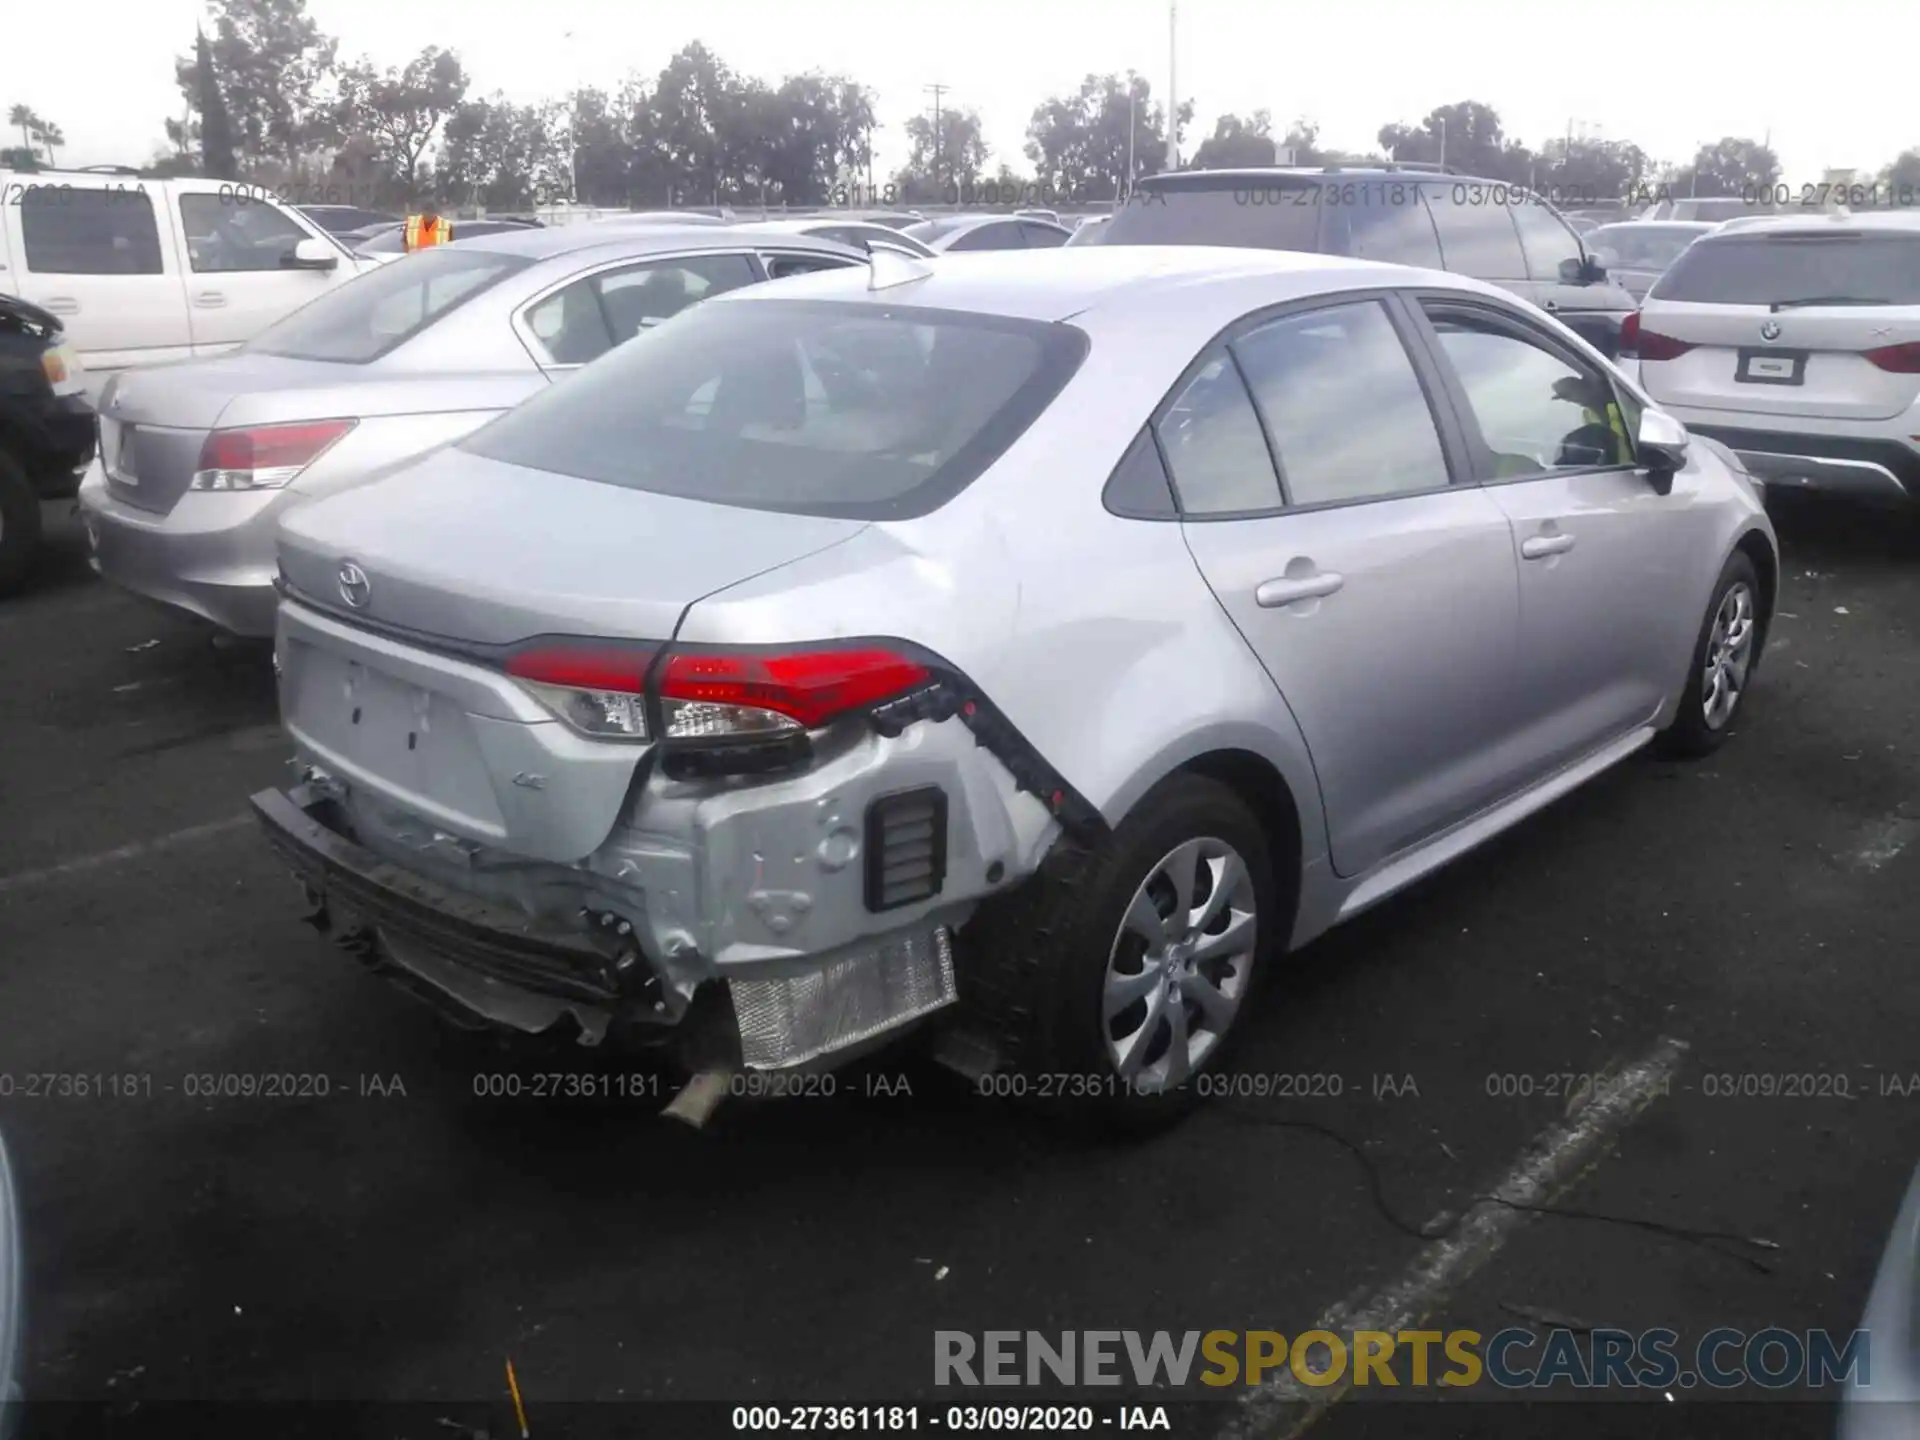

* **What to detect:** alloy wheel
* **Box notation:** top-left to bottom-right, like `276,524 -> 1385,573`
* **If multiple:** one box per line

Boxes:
1102,836 -> 1258,1093
1702,581 -> 1756,730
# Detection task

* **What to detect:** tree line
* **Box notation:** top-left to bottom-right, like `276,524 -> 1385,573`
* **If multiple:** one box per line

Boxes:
6,0 -> 1920,211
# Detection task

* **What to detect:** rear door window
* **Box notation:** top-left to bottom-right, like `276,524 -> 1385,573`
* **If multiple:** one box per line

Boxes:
1320,183 -> 1443,268
1650,233 -> 1920,305
1104,179 -> 1322,250
20,186 -> 165,274
1510,200 -> 1584,280
1422,185 -> 1528,279
522,252 -> 761,367
1152,354 -> 1283,515
1231,300 -> 1452,506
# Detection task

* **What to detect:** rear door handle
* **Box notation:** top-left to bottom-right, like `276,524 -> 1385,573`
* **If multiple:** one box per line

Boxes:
1256,571 -> 1345,607
193,291 -> 227,308
43,296 -> 79,315
1521,532 -> 1576,560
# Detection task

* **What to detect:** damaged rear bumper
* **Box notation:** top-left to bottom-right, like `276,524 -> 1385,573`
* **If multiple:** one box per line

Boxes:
254,775 -> 981,1069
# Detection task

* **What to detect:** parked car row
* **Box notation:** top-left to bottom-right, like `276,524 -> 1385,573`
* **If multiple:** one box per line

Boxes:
15,157 -> 1920,1128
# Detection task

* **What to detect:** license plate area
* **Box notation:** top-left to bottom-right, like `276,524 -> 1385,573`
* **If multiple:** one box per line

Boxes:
107,422 -> 139,484
1735,348 -> 1807,385
284,638 -> 509,840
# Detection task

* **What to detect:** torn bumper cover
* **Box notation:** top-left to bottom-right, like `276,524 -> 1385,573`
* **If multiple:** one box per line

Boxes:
252,781 -> 967,1068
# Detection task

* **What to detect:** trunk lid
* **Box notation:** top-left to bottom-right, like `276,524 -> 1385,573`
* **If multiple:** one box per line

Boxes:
277,447 -> 869,645
97,352 -> 543,515
98,354 -> 348,513
274,448 -> 869,861
1637,300 -> 1920,421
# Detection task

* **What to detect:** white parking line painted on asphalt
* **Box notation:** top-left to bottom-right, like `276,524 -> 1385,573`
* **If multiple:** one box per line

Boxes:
0,815 -> 252,896
1217,1035 -> 1691,1440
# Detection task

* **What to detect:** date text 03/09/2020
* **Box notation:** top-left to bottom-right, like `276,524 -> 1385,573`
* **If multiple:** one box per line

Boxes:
730,1405 -> 1175,1432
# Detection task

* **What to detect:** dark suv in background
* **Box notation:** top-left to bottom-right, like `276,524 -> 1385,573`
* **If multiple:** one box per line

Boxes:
1102,166 -> 1637,357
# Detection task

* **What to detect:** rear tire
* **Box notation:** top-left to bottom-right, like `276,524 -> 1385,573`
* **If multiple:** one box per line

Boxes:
1654,551 -> 1761,759
0,448 -> 43,598
957,774 -> 1283,1135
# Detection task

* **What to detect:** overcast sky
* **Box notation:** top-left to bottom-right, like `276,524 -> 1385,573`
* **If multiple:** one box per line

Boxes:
1,0 -> 1906,187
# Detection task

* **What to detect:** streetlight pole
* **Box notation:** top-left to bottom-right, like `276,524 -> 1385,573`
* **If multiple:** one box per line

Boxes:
1165,2 -> 1178,172
1128,85 -> 1136,196
924,83 -> 948,200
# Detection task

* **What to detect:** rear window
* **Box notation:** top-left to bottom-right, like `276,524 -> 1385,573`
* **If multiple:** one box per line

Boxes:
460,297 -> 1089,520
246,247 -> 530,363
902,216 -> 978,243
1650,233 -> 1920,305
1588,225 -> 1703,270
1102,179 -> 1322,250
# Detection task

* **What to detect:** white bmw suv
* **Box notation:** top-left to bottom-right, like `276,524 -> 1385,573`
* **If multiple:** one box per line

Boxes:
1624,210 -> 1920,505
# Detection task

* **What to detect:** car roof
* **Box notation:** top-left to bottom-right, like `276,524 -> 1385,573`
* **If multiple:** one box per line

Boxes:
1699,209 -> 1920,237
1138,165 -> 1511,186
708,244 -> 1481,326
451,223 -> 865,261
1591,221 -> 1718,234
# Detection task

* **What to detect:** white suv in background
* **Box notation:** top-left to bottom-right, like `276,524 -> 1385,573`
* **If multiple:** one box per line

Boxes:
1625,211 -> 1920,505
0,170 -> 370,397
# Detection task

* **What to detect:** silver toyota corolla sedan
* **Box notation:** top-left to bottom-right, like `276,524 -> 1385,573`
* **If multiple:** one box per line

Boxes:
251,246 -> 1777,1128
77,225 -> 867,636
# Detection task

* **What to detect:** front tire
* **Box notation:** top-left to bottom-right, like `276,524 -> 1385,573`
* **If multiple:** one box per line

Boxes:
959,774 -> 1283,1133
1654,551 -> 1761,759
0,449 -> 44,598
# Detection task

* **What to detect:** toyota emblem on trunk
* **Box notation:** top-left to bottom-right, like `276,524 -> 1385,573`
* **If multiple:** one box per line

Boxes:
338,562 -> 371,608
1760,320 -> 1782,341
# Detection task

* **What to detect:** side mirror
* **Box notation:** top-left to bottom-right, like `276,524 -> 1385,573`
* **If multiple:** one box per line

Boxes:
1638,409 -> 1689,493
285,237 -> 340,271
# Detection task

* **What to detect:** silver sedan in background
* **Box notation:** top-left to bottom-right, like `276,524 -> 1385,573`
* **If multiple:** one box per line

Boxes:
77,225 -> 867,637
1584,221 -> 1719,301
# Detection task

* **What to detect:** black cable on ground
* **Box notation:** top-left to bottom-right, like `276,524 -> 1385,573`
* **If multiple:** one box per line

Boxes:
1216,1105 -> 1780,1274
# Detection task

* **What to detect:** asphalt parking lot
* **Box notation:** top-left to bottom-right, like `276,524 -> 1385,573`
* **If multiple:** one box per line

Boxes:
1,497 -> 1916,1439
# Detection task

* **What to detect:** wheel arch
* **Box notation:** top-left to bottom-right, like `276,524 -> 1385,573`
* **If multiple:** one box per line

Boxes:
1098,730 -> 1323,958
1732,524 -> 1779,666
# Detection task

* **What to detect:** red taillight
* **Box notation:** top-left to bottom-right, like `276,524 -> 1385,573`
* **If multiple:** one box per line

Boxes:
505,641 -> 654,741
658,647 -> 932,738
1620,312 -> 1694,363
192,418 -> 356,490
505,644 -> 653,693
1863,341 -> 1920,374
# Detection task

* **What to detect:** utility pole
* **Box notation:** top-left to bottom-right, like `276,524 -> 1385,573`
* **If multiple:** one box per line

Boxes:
1438,116 -> 1447,170
1165,2 -> 1178,172
1127,84 -> 1136,195
924,83 -> 948,199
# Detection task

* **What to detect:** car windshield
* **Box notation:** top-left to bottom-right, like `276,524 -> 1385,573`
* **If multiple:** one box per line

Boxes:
1650,232 -> 1920,306
1102,178 -> 1323,249
246,247 -> 530,363
459,297 -> 1089,520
